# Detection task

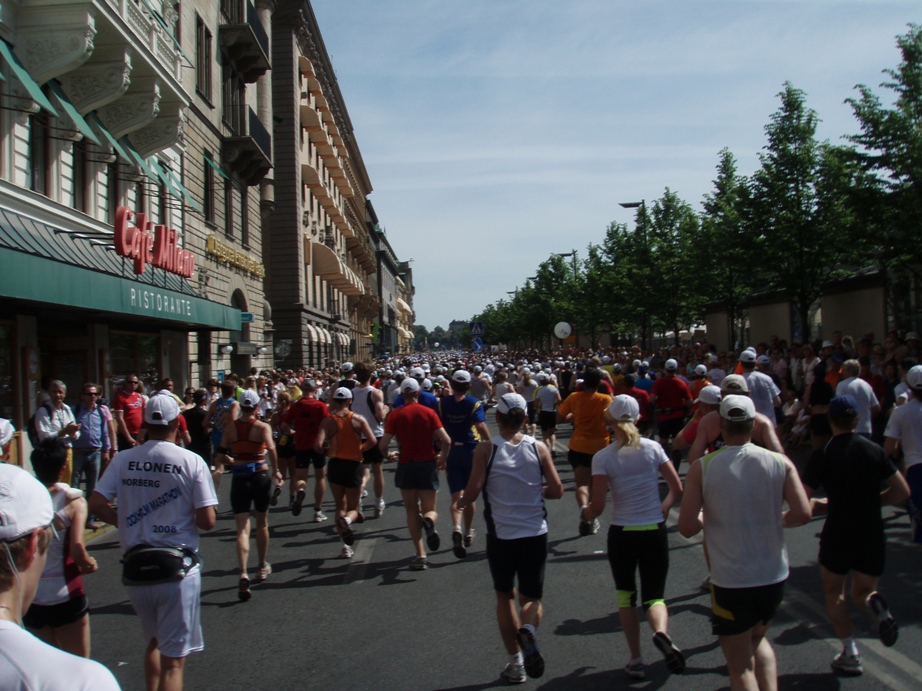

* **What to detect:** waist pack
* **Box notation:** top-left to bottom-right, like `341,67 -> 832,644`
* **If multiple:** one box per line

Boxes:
121,544 -> 200,586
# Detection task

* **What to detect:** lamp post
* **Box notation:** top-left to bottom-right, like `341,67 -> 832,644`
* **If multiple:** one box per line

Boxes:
619,200 -> 649,351
555,251 -> 578,349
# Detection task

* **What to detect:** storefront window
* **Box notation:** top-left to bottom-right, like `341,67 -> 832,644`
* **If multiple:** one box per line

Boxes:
111,332 -> 161,383
0,324 -> 13,421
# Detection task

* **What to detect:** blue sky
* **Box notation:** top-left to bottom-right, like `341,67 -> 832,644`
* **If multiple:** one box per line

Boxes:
310,1 -> 918,332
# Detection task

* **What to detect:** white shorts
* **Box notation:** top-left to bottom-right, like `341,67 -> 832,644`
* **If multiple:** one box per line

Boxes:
126,566 -> 204,658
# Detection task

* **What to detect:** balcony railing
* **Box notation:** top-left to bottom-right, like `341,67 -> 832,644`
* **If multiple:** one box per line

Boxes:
219,0 -> 271,83
222,106 -> 272,185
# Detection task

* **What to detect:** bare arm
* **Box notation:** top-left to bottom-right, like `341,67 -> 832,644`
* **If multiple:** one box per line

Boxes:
195,506 -> 217,531
882,470 -> 910,506
314,417 -> 336,454
434,427 -> 450,470
678,460 -> 704,538
584,474 -> 609,521
687,415 -> 714,465
537,440 -> 563,499
88,491 -> 117,527
754,414 -> 784,453
474,420 -> 491,440
202,401 -> 216,430
378,432 -> 394,456
659,459 -> 684,519
457,441 -> 491,509
66,497 -> 97,573
353,414 -> 377,452
781,456 -> 812,527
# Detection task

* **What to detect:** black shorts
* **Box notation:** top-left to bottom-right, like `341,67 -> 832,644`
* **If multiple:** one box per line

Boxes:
394,461 -> 439,491
526,402 -> 537,425
487,533 -> 548,599
327,458 -> 364,488
277,438 -> 296,460
607,524 -> 669,610
230,470 -> 272,514
819,531 -> 886,577
710,580 -> 786,637
362,443 -> 384,465
568,450 -> 594,469
295,448 -> 327,470
538,411 -> 557,432
24,595 -> 88,629
657,417 -> 684,441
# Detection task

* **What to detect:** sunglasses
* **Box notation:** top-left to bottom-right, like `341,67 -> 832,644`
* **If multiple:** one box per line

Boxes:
83,392 -> 99,397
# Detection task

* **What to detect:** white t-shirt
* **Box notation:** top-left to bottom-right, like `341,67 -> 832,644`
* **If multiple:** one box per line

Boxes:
592,438 -> 669,526
94,440 -> 218,554
743,371 -> 781,425
884,398 -> 922,469
835,376 -> 880,434
534,385 -> 559,412
0,620 -> 120,690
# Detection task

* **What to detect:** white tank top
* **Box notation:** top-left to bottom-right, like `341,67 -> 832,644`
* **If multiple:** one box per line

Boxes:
483,435 -> 547,540
701,443 -> 789,588
351,384 -> 384,439
34,483 -> 84,605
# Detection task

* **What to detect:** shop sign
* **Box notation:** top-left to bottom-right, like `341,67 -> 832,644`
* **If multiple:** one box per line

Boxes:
235,342 -> 258,355
114,207 -> 195,278
206,235 -> 266,277
127,284 -> 195,318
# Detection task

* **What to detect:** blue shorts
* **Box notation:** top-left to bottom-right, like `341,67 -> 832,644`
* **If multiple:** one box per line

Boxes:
446,446 -> 475,494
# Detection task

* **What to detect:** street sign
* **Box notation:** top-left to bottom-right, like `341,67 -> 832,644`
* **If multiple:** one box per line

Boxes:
473,337 -> 483,352
240,312 -> 254,323
470,321 -> 483,336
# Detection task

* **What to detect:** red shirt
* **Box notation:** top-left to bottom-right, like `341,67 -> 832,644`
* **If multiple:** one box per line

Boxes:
384,402 -> 442,462
651,375 -> 692,421
623,386 -> 652,422
114,391 -> 144,436
282,397 -> 329,450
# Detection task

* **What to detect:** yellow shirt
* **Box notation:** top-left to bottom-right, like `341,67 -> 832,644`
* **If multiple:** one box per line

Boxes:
557,391 -> 612,455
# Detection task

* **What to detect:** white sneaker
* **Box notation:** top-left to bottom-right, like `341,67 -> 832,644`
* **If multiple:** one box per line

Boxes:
500,662 -> 526,684
314,510 -> 328,523
257,562 -> 272,581
361,489 -> 368,498
340,545 -> 354,559
375,498 -> 385,517
831,651 -> 863,676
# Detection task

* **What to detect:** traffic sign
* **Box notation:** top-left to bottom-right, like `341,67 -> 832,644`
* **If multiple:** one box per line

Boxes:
240,312 -> 254,323
470,321 -> 483,336
473,337 -> 483,352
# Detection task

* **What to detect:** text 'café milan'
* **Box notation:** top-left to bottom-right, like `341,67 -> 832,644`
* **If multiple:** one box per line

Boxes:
114,206 -> 196,279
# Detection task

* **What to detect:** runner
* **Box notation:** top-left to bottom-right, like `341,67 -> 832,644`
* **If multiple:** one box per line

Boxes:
883,363 -> 922,544
314,388 -> 376,558
803,395 -> 909,675
378,378 -> 451,570
214,390 -> 282,602
457,392 -> 563,683
649,359 -> 691,470
351,362 -> 388,517
583,395 -> 685,679
281,379 -> 330,521
534,372 -> 562,458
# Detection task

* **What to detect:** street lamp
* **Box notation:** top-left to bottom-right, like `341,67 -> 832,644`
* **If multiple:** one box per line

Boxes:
619,200 -> 650,351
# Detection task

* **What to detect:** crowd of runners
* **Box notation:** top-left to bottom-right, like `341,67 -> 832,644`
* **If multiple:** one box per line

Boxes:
1,330 -> 920,689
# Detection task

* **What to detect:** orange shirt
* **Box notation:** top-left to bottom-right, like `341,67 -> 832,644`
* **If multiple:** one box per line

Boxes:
328,411 -> 362,462
557,391 -> 612,455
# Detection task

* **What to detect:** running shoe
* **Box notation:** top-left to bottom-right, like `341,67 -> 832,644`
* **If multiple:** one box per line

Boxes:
867,592 -> 899,646
374,499 -> 385,518
354,511 -> 365,524
269,485 -> 281,506
409,556 -> 428,571
452,530 -> 467,559
340,545 -> 354,559
652,631 -> 686,674
831,651 -> 863,676
292,490 -> 305,517
422,516 -> 440,551
257,562 -> 272,581
578,518 -> 593,537
314,509 -> 328,523
516,627 -> 545,679
361,488 -> 368,498
500,662 -> 526,685
464,529 -> 475,548
591,518 -> 600,534
700,575 -> 711,590
337,516 -> 355,546
624,660 -> 645,680
238,576 -> 251,602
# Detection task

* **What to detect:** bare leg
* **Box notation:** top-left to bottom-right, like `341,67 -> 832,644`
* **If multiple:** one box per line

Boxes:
158,653 -> 186,691
496,590 -> 520,654
573,465 -> 592,509
850,571 -> 880,613
619,607 -> 642,660
254,510 -> 269,567
646,602 -> 668,634
519,594 -> 543,631
821,567 -> 852,638
344,485 -> 362,522
418,489 -> 438,527
314,465 -> 327,510
294,467 -> 308,495
401,489 -> 425,557
234,513 -> 251,577
371,462 -> 385,500
145,638 -> 160,691
50,615 -> 91,658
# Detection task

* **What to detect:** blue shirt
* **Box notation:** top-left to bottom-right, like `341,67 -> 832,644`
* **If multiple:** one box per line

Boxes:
72,403 -> 110,450
393,390 -> 439,412
438,395 -> 486,446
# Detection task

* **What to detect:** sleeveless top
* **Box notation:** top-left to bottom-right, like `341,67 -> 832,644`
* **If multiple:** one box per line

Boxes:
231,419 -> 267,463
328,411 -> 362,462
34,484 -> 84,605
210,396 -> 234,445
701,443 -> 789,588
351,384 -> 384,439
482,435 -> 547,540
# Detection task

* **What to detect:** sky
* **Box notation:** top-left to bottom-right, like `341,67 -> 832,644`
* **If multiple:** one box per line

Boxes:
310,1 -> 918,332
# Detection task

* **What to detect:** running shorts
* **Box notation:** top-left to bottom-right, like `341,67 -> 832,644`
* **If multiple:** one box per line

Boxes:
710,580 -> 785,637
819,530 -> 885,577
230,470 -> 272,514
606,524 -> 668,610
538,411 -> 557,432
446,446 -> 474,494
295,448 -> 327,470
126,566 -> 204,658
24,595 -> 88,629
568,450 -> 594,469
327,458 -> 364,488
362,443 -> 384,465
486,533 -> 548,599
395,461 -> 439,491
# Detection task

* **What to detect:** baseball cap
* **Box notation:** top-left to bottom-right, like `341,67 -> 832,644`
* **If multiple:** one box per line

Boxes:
144,395 -> 180,425
473,365 -> 482,373
288,378 -> 299,386
0,464 -> 54,542
720,395 -> 756,421
451,369 -> 472,384
739,350 -> 757,364
707,354 -> 718,364
239,390 -> 260,408
907,332 -> 920,341
757,355 -> 772,365
421,378 -> 433,391
665,358 -> 678,371
821,340 -> 834,349
536,372 -> 549,383
607,395 -> 640,422
828,394 -> 858,417
301,378 -> 317,391
496,392 -> 527,414
340,362 -> 353,372
409,367 -> 425,379
907,364 -> 922,390
400,378 -> 420,394
720,374 -> 749,394
332,387 -> 353,401
695,385 -> 722,406
694,364 -> 707,375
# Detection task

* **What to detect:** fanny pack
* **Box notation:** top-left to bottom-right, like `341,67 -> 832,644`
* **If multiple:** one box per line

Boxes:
231,461 -> 266,477
122,544 -> 201,586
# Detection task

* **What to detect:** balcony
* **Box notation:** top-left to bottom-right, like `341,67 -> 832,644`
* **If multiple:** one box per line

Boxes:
222,106 -> 272,185
219,0 -> 271,83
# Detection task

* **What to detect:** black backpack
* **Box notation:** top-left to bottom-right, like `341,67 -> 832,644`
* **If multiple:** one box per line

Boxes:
26,402 -> 54,447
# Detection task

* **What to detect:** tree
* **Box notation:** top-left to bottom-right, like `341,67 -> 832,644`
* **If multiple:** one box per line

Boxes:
749,82 -> 862,341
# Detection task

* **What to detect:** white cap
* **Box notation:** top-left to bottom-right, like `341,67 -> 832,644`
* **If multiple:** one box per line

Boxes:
757,355 -> 772,365
332,387 -> 353,401
144,395 -> 180,426
536,372 -> 549,383
822,340 -> 834,349
720,374 -> 749,394
400,378 -> 420,394
665,359 -> 678,371
695,385 -> 722,406
421,378 -> 433,391
340,362 -> 354,372
607,395 -> 640,422
451,369 -> 471,384
720,395 -> 756,421
694,364 -> 707,375
0,464 -> 54,541
239,390 -> 260,408
707,354 -> 718,364
739,350 -> 757,364
907,364 -> 922,390
409,367 -> 425,379
496,392 -> 527,414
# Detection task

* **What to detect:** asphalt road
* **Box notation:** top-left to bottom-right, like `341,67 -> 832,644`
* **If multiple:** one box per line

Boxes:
84,419 -> 922,690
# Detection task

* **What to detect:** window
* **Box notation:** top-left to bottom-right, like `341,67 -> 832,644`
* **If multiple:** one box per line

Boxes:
222,64 -> 245,135
195,16 -> 212,101
107,161 -> 121,224
72,139 -> 87,212
28,111 -> 50,195
111,332 -> 160,380
203,154 -> 215,223
240,186 -> 249,247
134,180 -> 148,215
224,177 -> 235,238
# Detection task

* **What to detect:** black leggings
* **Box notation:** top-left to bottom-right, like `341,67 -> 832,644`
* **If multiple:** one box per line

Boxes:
607,523 -> 669,610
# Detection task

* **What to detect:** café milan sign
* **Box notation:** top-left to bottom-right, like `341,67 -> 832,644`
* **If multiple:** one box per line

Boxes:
114,206 -> 196,278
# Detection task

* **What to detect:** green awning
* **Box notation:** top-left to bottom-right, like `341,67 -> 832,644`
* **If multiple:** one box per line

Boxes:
47,80 -> 100,145
204,153 -> 229,179
162,163 -> 202,213
88,113 -> 132,164
151,158 -> 184,202
121,137 -> 161,184
0,39 -> 57,116
0,248 -> 241,331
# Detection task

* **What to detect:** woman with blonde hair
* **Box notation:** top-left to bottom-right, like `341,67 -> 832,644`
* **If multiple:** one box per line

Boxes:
582,395 -> 685,680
